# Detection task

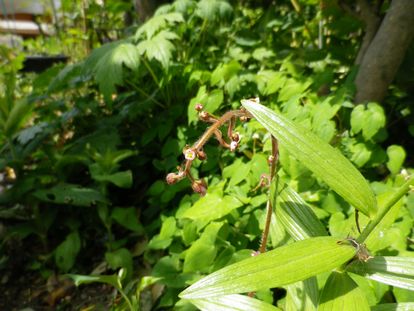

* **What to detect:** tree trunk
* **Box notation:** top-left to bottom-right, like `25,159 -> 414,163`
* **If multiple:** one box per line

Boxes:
354,0 -> 414,103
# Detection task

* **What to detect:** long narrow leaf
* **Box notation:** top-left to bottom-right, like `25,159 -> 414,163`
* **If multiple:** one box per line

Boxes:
276,183 -> 327,240
285,278 -> 318,311
188,294 -> 281,311
347,256 -> 414,290
241,99 -> 377,218
318,271 -> 370,311
371,303 -> 414,311
180,237 -> 355,299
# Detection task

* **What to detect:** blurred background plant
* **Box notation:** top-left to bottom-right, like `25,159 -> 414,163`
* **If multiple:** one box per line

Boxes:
0,0 -> 413,310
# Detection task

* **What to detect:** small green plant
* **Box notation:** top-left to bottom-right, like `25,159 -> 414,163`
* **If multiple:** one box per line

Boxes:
167,98 -> 414,311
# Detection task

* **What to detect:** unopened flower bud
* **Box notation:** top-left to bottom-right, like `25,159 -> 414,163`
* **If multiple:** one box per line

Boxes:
191,179 -> 207,196
195,103 -> 204,111
166,173 -> 179,185
231,132 -> 240,143
240,116 -> 248,122
268,155 -> 275,165
199,111 -> 210,121
251,250 -> 261,256
230,141 -> 238,151
197,149 -> 207,160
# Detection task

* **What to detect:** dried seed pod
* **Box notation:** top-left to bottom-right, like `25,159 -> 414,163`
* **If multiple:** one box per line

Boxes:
196,148 -> 207,160
231,132 -> 240,143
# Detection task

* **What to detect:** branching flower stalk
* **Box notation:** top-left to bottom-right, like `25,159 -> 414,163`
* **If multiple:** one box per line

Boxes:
166,99 -> 280,256
166,104 -> 253,195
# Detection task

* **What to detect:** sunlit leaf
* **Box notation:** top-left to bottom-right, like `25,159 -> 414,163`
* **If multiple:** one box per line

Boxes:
285,278 -> 318,311
180,237 -> 355,299
371,303 -> 414,311
275,183 -> 327,240
135,12 -> 184,39
386,145 -> 406,174
347,256 -> 414,291
241,99 -> 377,218
196,0 -> 233,21
318,271 -> 370,311
137,30 -> 178,68
188,294 -> 281,311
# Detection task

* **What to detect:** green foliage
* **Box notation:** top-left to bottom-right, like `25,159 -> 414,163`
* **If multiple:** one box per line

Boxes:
1,0 -> 414,310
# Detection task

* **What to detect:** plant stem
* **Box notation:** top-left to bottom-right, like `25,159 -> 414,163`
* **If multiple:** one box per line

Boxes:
357,176 -> 414,244
193,110 -> 248,151
259,200 -> 273,253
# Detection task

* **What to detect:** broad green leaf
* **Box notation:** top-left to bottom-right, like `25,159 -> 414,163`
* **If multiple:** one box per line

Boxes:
55,231 -> 81,272
86,41 -> 140,101
196,0 -> 233,21
318,271 -> 370,311
91,168 -> 133,188
183,222 -> 223,273
137,30 -> 178,68
386,145 -> 406,174
179,193 -> 243,222
241,99 -> 377,218
148,216 -> 177,249
256,70 -> 286,95
285,278 -> 318,311
371,303 -> 414,311
33,183 -> 106,206
135,12 -> 183,39
347,256 -> 414,291
276,183 -> 327,240
351,103 -> 386,140
105,248 -> 133,281
188,294 -> 281,311
180,236 -> 355,299
111,207 -> 143,233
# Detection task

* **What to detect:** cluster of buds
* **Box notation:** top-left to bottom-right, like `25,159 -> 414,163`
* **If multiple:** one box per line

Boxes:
165,103 -> 252,196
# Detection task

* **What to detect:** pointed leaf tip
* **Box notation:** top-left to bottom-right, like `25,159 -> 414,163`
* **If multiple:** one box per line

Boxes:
241,99 -> 377,218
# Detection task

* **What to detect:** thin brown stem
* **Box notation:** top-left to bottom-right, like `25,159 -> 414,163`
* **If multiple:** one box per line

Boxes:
259,200 -> 273,253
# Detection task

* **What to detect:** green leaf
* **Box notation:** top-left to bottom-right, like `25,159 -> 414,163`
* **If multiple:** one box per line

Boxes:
188,294 -> 281,311
137,30 -> 178,68
285,278 -> 318,311
180,236 -> 355,299
86,41 -> 140,101
135,12 -> 183,39
351,103 -> 386,140
148,216 -> 177,249
66,273 -> 120,289
318,271 -> 370,311
4,99 -> 32,136
90,165 -> 133,188
111,207 -> 143,233
33,183 -> 106,206
105,248 -> 133,281
386,145 -> 406,174
276,183 -> 328,240
347,256 -> 414,291
183,222 -> 223,273
179,193 -> 243,222
371,303 -> 414,311
55,231 -> 81,272
241,99 -> 377,218
196,0 -> 233,21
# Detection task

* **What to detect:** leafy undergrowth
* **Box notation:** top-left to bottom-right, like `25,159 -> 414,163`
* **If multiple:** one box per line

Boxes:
1,0 -> 414,310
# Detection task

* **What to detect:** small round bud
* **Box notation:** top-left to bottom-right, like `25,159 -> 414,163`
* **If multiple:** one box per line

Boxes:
251,250 -> 261,257
195,103 -> 204,111
197,149 -> 207,160
231,132 -> 240,143
252,133 -> 260,140
268,155 -> 275,165
240,116 -> 248,122
191,179 -> 207,196
230,141 -> 238,152
166,173 -> 179,185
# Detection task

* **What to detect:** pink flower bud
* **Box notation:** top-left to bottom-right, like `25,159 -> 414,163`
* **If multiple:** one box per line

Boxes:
166,173 -> 179,185
231,132 -> 240,143
191,179 -> 207,196
195,103 -> 204,111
